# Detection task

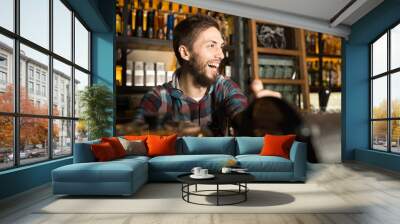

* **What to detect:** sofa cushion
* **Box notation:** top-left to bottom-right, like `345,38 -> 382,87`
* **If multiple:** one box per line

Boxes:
235,137 -> 264,155
147,134 -> 177,157
118,137 -> 147,156
148,154 -> 235,172
178,137 -> 235,155
260,134 -> 296,159
101,137 -> 127,158
124,135 -> 148,141
236,155 -> 293,172
90,142 -> 118,162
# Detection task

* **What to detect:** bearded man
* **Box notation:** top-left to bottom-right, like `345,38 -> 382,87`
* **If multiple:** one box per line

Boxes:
133,14 -> 248,136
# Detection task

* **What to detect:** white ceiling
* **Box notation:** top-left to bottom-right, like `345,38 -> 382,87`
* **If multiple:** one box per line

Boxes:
172,0 -> 384,38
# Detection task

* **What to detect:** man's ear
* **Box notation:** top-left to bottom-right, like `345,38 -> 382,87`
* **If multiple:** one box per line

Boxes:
178,45 -> 190,61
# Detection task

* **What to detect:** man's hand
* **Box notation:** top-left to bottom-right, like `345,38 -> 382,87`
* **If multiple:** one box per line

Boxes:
250,79 -> 282,98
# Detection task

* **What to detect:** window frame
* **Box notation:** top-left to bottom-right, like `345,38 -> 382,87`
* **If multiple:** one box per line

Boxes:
370,20 -> 400,154
0,0 -> 92,171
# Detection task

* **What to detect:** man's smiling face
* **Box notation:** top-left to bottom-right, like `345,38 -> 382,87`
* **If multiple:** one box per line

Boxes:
186,27 -> 225,87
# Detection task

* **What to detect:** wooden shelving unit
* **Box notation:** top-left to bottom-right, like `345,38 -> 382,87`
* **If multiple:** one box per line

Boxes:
248,20 -> 310,110
117,36 -> 173,51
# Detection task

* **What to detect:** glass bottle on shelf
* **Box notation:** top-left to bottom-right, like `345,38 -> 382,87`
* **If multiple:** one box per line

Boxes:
312,60 -> 319,87
166,2 -> 174,40
156,2 -> 165,39
143,0 -> 149,35
116,1 -> 123,36
126,1 -> 133,36
175,4 -> 186,26
310,33 -> 316,54
146,0 -> 155,38
135,0 -> 144,37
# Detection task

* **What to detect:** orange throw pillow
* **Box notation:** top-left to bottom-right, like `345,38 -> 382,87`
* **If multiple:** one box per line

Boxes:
124,135 -> 148,141
260,134 -> 296,159
146,134 -> 177,157
91,142 -> 117,161
101,137 -> 126,158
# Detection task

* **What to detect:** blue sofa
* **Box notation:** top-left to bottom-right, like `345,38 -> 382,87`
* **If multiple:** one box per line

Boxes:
52,137 -> 307,196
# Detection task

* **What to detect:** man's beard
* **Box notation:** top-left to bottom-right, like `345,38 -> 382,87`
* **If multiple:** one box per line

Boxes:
187,56 -> 216,87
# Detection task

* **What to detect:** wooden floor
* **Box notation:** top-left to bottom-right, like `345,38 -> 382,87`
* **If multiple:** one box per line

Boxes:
1,162 -> 400,224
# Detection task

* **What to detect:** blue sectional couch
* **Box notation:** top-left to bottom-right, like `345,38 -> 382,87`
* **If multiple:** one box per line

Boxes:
52,137 -> 307,196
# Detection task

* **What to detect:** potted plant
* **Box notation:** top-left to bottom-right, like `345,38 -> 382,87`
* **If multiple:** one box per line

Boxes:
79,84 -> 113,140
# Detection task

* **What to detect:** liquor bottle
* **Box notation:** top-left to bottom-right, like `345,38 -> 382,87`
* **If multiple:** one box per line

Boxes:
143,0 -> 148,34
116,1 -> 123,36
312,60 -> 319,87
307,61 -> 312,87
219,14 -> 229,45
126,1 -> 133,36
116,65 -> 122,86
135,0 -> 144,37
130,1 -> 136,36
310,33 -> 315,54
328,61 -> 334,87
227,16 -> 234,46
336,60 -> 341,88
305,32 -> 311,54
189,6 -> 198,15
146,0 -> 155,38
322,61 -> 328,88
175,4 -> 186,26
166,2 -> 174,40
156,2 -> 165,39
118,0 -> 124,8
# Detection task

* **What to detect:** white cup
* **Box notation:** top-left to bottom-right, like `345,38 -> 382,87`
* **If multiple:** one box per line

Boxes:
191,167 -> 202,176
200,169 -> 208,176
221,167 -> 232,174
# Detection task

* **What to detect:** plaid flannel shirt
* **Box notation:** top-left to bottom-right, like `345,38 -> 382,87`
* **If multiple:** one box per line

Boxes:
134,72 -> 248,136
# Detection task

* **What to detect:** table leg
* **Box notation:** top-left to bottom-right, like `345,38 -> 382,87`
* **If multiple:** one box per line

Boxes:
217,184 -> 219,206
195,184 -> 197,192
245,183 -> 247,201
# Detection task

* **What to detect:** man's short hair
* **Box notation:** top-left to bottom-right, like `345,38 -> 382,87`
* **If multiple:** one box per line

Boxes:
173,14 -> 220,65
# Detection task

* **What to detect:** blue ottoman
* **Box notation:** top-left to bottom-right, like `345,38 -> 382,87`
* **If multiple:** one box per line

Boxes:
52,157 -> 148,196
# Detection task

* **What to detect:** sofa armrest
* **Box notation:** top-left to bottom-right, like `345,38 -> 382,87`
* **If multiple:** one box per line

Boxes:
289,141 -> 307,181
73,140 -> 100,163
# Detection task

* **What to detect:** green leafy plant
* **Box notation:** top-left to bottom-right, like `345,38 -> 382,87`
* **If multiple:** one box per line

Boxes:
79,84 -> 113,140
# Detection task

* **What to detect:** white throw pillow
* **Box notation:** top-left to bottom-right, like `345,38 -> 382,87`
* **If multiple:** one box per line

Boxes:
118,137 -> 147,156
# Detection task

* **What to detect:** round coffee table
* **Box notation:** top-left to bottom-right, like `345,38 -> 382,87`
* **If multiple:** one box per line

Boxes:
177,172 -> 255,206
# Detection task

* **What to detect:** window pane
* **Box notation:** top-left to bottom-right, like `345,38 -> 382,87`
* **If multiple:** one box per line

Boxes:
53,59 -> 72,117
0,0 -> 14,31
53,119 -> 72,158
74,18 -> 89,70
20,0 -> 49,49
372,121 -> 388,151
0,35 -> 14,113
372,76 -> 387,119
391,24 -> 400,70
74,69 -> 89,118
0,116 -> 14,170
53,0 -> 72,60
20,44 -> 49,115
372,33 -> 387,76
391,72 -> 400,118
20,117 -> 49,165
391,120 -> 400,153
75,120 -> 88,143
